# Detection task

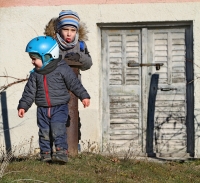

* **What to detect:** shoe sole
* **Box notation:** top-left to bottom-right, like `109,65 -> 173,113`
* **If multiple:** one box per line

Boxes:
52,156 -> 68,163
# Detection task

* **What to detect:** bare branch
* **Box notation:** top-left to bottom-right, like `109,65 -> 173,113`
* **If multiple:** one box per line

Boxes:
187,76 -> 200,84
0,77 -> 28,94
0,76 -> 24,80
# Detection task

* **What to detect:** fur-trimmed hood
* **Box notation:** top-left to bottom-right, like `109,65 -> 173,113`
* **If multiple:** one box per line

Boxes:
44,17 -> 88,41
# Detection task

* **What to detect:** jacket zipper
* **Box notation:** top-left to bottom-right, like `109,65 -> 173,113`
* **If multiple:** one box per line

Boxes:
43,75 -> 51,118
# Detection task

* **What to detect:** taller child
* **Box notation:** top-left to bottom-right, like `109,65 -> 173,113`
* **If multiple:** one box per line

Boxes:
44,10 -> 93,141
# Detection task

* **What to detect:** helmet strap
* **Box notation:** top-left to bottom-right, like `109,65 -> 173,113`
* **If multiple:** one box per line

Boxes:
40,58 -> 53,70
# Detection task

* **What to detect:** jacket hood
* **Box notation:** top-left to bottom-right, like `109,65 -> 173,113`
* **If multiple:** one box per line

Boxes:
44,17 -> 89,41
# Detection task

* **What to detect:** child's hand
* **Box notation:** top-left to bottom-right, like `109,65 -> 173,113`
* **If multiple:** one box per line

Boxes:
82,99 -> 90,108
18,109 -> 25,118
65,52 -> 80,62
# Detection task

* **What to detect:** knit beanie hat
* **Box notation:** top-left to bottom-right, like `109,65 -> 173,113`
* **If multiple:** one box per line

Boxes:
56,10 -> 80,31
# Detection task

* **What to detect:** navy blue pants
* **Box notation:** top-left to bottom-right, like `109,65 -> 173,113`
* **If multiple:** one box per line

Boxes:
37,104 -> 68,153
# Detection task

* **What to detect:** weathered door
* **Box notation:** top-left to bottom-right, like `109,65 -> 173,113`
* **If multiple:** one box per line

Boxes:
146,28 -> 189,157
102,29 -> 143,154
101,25 -> 193,158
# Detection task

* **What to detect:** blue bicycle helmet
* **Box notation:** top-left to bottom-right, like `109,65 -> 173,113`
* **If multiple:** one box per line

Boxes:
26,36 -> 59,70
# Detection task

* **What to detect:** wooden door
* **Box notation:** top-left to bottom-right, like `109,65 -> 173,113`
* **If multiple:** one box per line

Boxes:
101,25 -> 193,158
102,29 -> 143,154
146,28 -> 188,157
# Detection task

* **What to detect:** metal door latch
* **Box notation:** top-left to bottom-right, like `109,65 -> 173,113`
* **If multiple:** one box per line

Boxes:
127,62 -> 164,70
158,88 -> 177,91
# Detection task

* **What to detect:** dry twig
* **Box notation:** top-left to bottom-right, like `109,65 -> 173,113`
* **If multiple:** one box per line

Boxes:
0,150 -> 13,178
11,179 -> 48,183
0,75 -> 28,94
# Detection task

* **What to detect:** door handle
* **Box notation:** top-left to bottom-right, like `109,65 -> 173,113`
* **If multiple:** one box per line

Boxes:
159,88 -> 177,91
127,62 -> 164,70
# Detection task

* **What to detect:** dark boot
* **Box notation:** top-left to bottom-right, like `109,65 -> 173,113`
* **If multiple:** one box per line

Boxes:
40,152 -> 52,162
52,147 -> 68,163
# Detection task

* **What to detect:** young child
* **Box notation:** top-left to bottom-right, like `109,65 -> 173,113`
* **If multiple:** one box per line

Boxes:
44,10 -> 92,71
17,36 -> 90,163
44,10 -> 92,142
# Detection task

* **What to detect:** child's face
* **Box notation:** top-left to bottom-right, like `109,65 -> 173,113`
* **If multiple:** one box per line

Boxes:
30,56 -> 43,70
60,26 -> 77,43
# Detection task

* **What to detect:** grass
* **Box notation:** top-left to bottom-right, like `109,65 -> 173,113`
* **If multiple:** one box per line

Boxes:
0,153 -> 200,183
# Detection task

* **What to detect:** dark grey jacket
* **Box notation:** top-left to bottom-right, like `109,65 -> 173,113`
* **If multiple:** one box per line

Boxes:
18,58 -> 90,112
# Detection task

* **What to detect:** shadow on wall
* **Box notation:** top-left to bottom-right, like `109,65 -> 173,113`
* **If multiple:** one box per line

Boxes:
0,91 -> 12,153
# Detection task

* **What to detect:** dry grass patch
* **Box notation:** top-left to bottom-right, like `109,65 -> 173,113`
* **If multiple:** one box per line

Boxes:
0,153 -> 200,183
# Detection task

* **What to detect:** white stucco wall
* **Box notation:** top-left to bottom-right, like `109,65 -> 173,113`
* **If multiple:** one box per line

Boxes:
0,2 -> 200,157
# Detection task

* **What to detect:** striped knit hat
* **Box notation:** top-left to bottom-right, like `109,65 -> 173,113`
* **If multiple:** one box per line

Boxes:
57,10 -> 80,31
